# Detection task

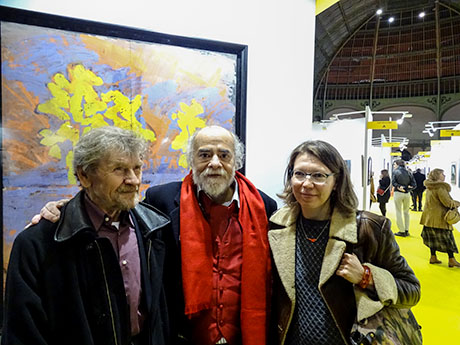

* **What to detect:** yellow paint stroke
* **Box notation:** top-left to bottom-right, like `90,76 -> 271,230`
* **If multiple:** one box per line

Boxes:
37,64 -> 156,184
179,67 -> 222,88
171,99 -> 206,168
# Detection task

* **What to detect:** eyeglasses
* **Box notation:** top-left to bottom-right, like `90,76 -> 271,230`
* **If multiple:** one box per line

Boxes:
291,170 -> 334,184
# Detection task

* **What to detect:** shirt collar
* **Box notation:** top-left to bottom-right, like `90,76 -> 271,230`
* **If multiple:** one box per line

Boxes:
83,192 -> 132,231
196,178 -> 240,207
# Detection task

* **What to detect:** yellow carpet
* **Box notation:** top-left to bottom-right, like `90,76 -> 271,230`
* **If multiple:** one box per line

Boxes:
369,199 -> 460,345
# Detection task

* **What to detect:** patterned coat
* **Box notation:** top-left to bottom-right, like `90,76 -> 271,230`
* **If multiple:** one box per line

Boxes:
420,180 -> 460,230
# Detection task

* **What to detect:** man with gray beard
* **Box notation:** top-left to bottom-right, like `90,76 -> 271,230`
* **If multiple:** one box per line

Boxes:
145,126 -> 277,345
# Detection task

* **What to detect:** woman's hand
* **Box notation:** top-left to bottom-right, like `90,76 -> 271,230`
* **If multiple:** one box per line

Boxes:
336,253 -> 374,288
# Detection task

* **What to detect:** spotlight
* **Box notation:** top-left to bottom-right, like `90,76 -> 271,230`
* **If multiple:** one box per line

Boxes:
376,9 -> 383,15
419,12 -> 425,18
388,17 -> 395,23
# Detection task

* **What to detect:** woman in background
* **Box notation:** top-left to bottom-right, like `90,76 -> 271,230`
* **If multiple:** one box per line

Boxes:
377,169 -> 391,216
420,168 -> 460,267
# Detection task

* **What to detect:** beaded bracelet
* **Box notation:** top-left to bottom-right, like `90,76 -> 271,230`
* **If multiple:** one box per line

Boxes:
359,265 -> 371,289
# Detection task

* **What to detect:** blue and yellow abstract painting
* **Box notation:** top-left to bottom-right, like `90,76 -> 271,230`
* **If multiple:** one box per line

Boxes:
1,21 -> 238,274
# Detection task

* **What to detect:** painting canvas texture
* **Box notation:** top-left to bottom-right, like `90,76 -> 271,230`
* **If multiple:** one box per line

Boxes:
1,21 -> 239,274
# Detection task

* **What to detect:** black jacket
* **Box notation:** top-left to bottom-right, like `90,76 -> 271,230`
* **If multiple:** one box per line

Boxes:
392,167 -> 416,193
377,176 -> 391,203
413,171 -> 426,192
144,181 -> 278,345
2,191 -> 170,345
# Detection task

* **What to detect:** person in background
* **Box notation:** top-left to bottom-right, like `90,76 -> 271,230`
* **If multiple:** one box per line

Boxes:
420,168 -> 460,268
377,169 -> 391,217
412,168 -> 426,212
369,171 -> 377,209
269,140 -> 420,345
392,159 -> 417,237
30,125 -> 277,345
2,127 -> 170,345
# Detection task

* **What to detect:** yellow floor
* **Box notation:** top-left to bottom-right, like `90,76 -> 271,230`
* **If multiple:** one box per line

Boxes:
369,199 -> 460,345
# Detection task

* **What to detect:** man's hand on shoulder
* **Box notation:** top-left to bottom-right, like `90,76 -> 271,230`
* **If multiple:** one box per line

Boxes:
26,199 -> 69,228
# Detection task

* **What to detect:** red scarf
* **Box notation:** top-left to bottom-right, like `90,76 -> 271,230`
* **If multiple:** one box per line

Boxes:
180,171 -> 271,345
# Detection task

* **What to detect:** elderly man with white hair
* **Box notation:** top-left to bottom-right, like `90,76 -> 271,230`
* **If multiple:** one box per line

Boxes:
3,127 -> 170,345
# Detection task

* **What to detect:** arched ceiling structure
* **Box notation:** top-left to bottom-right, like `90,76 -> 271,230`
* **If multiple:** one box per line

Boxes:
314,0 -> 460,153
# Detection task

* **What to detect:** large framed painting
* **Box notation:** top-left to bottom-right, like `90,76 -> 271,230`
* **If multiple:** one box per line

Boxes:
0,6 -> 247,301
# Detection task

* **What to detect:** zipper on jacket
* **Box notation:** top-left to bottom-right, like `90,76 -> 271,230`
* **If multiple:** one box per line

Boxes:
147,241 -> 152,273
95,241 -> 120,345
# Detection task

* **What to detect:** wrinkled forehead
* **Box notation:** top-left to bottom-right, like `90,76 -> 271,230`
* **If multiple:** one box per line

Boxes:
97,150 -> 143,167
194,129 -> 235,152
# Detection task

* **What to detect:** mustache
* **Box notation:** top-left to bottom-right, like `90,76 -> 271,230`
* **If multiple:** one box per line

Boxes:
202,168 -> 227,177
117,186 -> 139,193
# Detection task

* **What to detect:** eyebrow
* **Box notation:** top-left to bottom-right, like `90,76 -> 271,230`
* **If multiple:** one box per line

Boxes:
197,148 -> 232,154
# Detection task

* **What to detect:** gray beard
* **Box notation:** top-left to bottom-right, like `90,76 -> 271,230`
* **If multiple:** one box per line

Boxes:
192,167 -> 235,200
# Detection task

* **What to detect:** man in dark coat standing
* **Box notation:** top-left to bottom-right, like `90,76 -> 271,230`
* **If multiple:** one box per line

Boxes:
2,127 -> 170,345
412,168 -> 426,212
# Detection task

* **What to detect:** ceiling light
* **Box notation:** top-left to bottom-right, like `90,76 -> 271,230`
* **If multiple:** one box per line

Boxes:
423,129 -> 435,137
376,9 -> 383,15
388,17 -> 395,23
419,12 -> 425,18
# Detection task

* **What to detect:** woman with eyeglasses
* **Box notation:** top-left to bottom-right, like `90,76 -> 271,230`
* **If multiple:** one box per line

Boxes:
268,140 -> 421,345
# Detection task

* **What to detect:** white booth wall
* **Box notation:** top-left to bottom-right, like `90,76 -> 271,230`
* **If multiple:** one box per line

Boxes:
426,125 -> 460,201
369,145 -> 392,177
312,117 -> 371,210
0,0 -> 317,204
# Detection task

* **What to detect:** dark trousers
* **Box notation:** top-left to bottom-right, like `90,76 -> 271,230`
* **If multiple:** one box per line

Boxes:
412,189 -> 424,211
379,202 -> 387,216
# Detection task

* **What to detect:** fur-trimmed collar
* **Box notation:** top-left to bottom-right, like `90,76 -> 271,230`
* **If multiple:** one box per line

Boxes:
269,204 -> 358,243
424,179 -> 451,192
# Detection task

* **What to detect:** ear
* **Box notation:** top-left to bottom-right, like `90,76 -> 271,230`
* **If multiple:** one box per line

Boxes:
77,167 -> 92,189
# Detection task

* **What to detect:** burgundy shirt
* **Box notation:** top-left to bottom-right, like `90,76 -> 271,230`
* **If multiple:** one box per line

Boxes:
83,194 -> 143,336
190,191 -> 243,345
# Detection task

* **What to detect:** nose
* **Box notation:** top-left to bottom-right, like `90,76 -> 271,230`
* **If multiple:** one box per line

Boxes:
301,176 -> 314,188
208,154 -> 222,169
124,169 -> 141,185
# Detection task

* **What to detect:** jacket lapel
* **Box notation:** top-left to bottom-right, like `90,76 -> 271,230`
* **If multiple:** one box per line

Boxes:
270,205 -> 358,297
269,206 -> 298,302
319,209 -> 358,287
171,188 -> 181,244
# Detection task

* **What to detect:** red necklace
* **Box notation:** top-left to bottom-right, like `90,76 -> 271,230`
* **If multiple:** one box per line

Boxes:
299,218 -> 330,243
